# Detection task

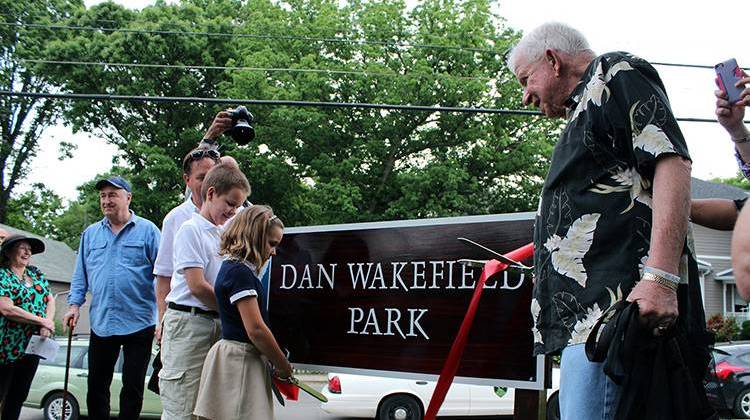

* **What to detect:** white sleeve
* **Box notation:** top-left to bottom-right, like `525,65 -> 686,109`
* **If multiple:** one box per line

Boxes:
229,289 -> 258,304
153,212 -> 177,277
174,224 -> 207,273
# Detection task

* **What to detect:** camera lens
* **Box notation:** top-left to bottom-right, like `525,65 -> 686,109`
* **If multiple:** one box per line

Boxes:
224,106 -> 255,145
231,120 -> 255,145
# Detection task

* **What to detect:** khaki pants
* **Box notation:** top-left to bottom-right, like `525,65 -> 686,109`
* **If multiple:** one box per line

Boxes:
159,308 -> 221,420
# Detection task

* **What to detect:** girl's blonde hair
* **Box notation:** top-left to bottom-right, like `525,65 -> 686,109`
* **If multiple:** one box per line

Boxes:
220,205 -> 284,269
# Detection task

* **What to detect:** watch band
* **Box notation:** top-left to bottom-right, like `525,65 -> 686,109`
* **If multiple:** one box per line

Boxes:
642,272 -> 678,292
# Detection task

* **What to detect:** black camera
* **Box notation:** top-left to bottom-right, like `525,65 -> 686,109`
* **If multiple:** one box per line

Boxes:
225,106 -> 255,145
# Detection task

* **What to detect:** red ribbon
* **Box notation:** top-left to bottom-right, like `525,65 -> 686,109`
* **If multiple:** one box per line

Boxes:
424,242 -> 534,420
273,377 -> 300,400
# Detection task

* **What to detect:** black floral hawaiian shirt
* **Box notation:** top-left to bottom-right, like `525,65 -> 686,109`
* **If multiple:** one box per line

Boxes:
0,266 -> 50,364
531,52 -> 699,356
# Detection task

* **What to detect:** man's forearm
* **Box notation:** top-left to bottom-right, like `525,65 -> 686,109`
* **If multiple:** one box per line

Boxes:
183,275 -> 217,310
690,199 -> 738,231
646,155 -> 692,275
155,275 -> 171,323
68,267 -> 88,307
188,282 -> 217,310
733,206 -> 750,299
728,125 -> 750,162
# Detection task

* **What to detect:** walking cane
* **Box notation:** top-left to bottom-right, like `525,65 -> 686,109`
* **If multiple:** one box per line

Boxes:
61,319 -> 74,420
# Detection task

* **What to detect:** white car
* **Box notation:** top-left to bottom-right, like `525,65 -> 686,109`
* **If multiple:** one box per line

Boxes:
320,370 -> 560,420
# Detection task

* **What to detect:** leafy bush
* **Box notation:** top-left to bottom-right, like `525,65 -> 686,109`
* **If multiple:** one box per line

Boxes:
741,320 -> 750,340
707,314 -> 740,342
54,319 -> 64,337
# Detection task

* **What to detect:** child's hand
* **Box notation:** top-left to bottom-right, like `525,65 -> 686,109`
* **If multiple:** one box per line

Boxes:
273,362 -> 294,381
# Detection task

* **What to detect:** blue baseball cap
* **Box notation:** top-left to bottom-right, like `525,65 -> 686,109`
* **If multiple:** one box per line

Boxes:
95,176 -> 132,193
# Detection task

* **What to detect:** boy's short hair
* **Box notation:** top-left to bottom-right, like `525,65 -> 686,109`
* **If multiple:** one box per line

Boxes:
201,163 -> 251,200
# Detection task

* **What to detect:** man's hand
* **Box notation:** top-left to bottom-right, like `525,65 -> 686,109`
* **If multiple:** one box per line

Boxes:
203,110 -> 233,141
155,323 -> 163,343
62,305 -> 80,332
738,72 -> 750,107
715,71 -> 750,138
626,279 -> 678,333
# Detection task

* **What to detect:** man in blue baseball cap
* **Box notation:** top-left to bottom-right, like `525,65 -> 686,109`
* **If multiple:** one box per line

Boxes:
64,175 -> 161,420
95,175 -> 132,192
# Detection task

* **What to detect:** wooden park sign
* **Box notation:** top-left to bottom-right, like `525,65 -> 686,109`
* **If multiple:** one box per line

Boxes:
268,212 -> 547,390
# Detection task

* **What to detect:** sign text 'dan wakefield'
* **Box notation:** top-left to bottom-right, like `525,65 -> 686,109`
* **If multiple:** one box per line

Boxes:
279,261 -> 526,291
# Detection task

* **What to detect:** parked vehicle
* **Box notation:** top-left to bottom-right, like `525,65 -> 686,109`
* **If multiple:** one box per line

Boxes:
705,343 -> 750,418
22,336 -> 162,420
320,369 -> 560,420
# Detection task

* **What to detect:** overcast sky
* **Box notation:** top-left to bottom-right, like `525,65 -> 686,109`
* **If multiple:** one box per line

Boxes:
24,0 -> 749,201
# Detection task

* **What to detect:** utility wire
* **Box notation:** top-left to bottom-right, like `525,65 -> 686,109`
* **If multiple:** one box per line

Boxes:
6,21 -> 750,71
24,58 -> 750,83
651,62 -> 714,70
0,21 -> 500,54
3,91 -> 747,124
0,91 -> 542,115
20,59 -> 495,81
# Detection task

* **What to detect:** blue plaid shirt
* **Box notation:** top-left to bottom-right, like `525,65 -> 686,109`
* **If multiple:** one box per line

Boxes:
68,211 -> 160,336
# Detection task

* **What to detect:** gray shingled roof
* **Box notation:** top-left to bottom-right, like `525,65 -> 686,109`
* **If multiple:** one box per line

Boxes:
691,177 -> 750,200
0,223 -> 75,284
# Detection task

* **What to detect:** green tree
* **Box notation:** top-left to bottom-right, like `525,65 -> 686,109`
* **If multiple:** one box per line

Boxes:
221,0 -> 557,224
711,173 -> 750,191
41,0 -> 244,224
50,180 -> 100,250
44,0 -> 555,227
4,183 -> 65,237
0,0 -> 82,222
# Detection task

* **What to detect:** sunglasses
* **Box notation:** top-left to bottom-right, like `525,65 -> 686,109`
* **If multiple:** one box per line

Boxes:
189,148 -> 221,160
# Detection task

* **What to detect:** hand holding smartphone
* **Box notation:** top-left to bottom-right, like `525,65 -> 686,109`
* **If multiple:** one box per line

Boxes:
715,58 -> 747,104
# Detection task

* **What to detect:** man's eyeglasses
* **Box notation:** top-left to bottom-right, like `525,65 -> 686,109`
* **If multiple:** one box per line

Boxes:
189,148 -> 220,161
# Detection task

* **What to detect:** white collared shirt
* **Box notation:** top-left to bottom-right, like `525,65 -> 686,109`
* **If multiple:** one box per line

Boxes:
153,199 -> 199,277
165,212 -> 224,310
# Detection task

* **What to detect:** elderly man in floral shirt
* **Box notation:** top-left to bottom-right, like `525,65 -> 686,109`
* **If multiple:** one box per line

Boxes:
508,22 -> 711,420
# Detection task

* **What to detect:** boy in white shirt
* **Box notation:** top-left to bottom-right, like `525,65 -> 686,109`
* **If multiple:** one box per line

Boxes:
153,147 -> 220,342
158,163 -> 251,420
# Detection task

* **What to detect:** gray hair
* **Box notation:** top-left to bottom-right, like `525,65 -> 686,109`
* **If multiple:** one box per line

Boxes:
507,22 -> 594,74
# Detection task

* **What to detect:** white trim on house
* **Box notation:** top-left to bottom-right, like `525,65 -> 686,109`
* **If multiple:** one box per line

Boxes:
724,283 -> 727,317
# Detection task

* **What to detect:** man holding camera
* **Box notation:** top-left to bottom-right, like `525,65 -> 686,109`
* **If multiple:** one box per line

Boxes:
154,111 -> 230,342
155,107 -> 256,342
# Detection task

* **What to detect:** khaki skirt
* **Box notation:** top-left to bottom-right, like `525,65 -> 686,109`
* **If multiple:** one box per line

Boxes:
194,339 -> 273,420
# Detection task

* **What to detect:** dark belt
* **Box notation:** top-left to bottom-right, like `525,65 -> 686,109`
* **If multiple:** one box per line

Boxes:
168,302 -> 218,318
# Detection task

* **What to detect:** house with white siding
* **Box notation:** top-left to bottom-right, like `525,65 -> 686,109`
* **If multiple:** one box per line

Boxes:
691,178 -> 749,322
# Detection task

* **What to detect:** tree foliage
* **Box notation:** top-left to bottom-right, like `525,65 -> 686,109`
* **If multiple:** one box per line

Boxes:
0,0 -> 82,222
4,183 -> 65,237
711,172 -> 750,191
36,0 -> 554,232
